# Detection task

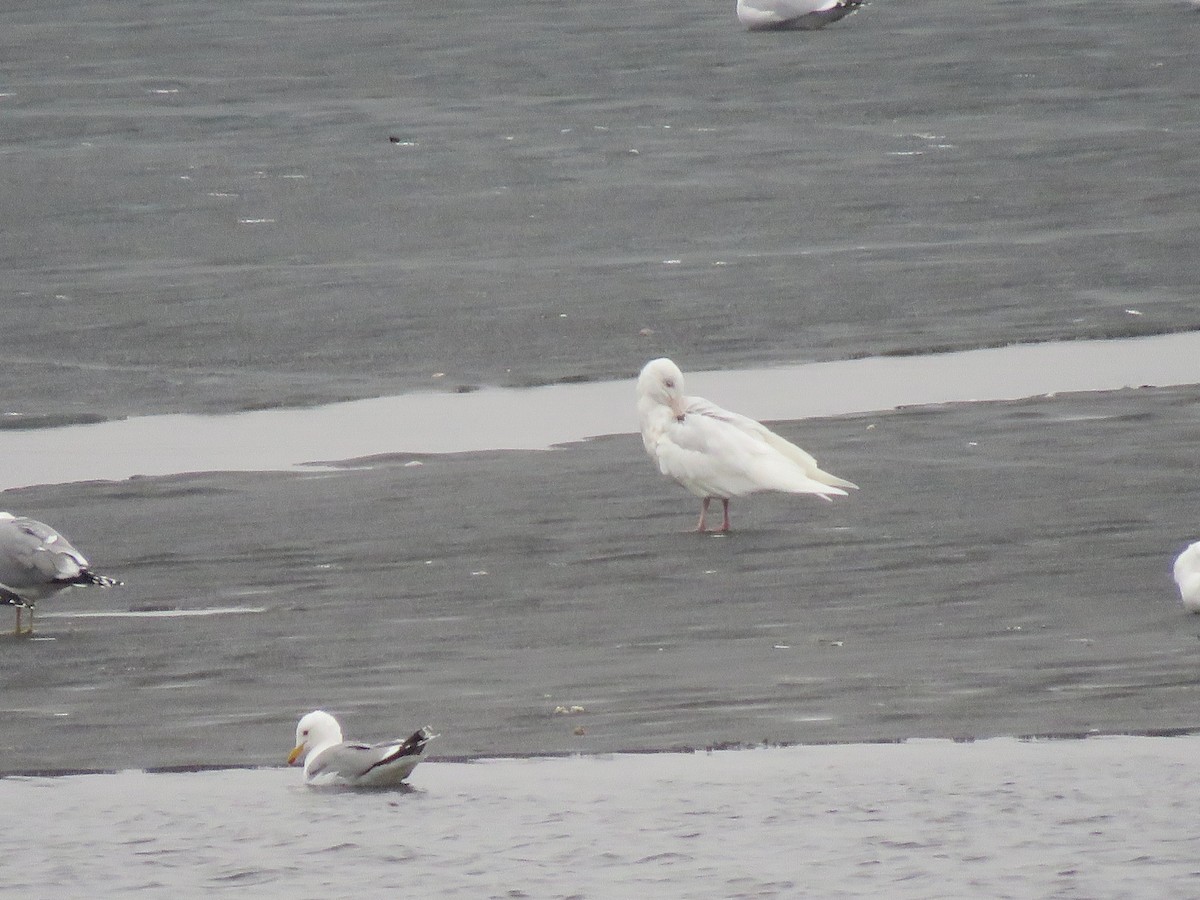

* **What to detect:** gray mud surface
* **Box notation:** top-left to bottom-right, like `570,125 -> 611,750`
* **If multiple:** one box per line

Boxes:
4,0 -> 1200,774
3,385 -> 1199,772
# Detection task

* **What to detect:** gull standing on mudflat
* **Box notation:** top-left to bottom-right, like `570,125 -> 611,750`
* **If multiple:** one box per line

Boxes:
0,511 -> 120,635
288,710 -> 436,787
737,0 -> 866,30
636,358 -> 857,532
1172,542 -> 1200,613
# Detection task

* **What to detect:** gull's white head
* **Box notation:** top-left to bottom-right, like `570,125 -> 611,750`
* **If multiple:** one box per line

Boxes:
637,357 -> 688,420
288,709 -> 343,766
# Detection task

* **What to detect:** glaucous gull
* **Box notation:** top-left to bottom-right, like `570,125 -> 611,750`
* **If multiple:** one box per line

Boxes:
636,358 -> 857,532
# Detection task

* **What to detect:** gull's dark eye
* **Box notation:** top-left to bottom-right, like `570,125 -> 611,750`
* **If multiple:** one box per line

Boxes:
664,379 -> 675,389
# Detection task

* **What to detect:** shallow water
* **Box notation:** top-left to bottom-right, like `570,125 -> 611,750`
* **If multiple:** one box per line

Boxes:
7,736 -> 1200,899
2,330 -> 1198,491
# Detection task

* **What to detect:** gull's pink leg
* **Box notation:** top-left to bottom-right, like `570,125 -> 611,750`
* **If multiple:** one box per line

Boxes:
695,497 -> 711,532
715,499 -> 732,533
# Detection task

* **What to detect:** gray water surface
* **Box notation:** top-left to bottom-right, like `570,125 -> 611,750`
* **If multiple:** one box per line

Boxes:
7,736 -> 1200,899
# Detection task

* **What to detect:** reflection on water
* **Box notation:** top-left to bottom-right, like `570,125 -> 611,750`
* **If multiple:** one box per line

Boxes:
5,735 -> 1199,899
1,332 -> 1197,491
40,606 -> 267,619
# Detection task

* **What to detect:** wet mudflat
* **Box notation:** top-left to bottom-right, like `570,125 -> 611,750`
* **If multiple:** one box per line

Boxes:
3,384 -> 1199,772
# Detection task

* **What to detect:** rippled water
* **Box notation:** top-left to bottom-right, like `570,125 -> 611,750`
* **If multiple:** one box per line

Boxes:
8,736 -> 1200,898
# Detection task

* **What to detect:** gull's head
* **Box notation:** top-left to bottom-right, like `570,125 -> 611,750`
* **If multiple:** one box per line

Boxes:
288,709 -> 343,766
637,358 -> 687,420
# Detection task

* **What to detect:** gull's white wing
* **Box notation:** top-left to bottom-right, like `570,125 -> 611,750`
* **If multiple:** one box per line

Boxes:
654,397 -> 849,500
307,728 -> 434,785
737,0 -> 863,29
687,398 -> 858,491
0,515 -> 91,597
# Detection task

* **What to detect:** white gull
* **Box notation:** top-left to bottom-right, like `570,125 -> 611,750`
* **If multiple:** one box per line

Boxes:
1172,542 -> 1200,613
737,0 -> 866,31
636,358 -> 857,533
288,710 -> 436,787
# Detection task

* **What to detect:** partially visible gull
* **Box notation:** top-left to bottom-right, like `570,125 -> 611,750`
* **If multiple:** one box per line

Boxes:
288,710 -> 436,788
636,358 -> 857,532
737,0 -> 866,30
1172,542 -> 1200,613
0,511 -> 120,635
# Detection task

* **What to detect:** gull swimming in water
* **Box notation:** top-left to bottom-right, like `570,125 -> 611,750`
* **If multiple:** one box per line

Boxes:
1172,542 -> 1200,613
636,358 -> 857,532
737,0 -> 865,30
0,511 -> 120,635
288,710 -> 436,787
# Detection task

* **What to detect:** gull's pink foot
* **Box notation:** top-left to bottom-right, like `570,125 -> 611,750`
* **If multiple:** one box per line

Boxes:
695,498 -> 732,533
